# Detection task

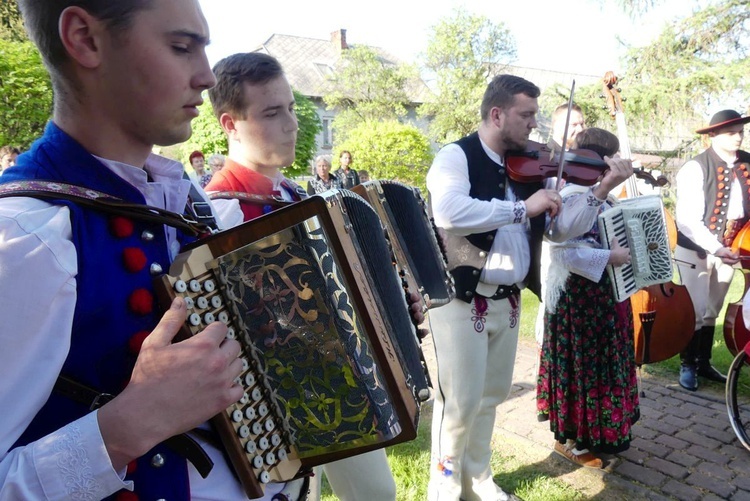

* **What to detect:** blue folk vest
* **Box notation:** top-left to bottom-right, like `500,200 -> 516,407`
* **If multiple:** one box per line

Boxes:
3,122 -> 195,500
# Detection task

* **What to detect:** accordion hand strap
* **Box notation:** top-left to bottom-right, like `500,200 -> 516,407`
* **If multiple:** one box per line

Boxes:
0,180 -> 213,237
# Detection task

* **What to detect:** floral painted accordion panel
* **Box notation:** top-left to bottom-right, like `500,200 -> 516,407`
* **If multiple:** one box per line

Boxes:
154,190 -> 429,498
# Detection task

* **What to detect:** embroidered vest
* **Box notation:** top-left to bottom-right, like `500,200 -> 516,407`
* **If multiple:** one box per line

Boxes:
436,132 -> 545,302
3,123 -> 194,501
695,147 -> 750,242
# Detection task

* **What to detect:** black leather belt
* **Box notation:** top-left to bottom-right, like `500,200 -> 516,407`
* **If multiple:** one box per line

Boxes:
486,284 -> 520,300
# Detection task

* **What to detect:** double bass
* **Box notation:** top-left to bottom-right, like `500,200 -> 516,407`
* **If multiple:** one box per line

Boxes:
601,71 -> 696,365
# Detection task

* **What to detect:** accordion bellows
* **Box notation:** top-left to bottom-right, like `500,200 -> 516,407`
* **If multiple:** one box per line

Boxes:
154,190 -> 430,498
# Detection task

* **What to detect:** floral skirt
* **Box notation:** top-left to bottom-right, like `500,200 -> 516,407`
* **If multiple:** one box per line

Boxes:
536,273 -> 640,453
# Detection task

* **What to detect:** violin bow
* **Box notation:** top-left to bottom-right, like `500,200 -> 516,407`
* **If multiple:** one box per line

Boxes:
554,80 -> 576,192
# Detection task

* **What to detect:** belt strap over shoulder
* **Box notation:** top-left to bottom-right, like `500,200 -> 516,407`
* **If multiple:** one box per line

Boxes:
0,180 -> 215,238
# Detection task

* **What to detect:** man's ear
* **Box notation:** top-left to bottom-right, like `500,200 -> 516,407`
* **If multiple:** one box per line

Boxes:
59,6 -> 105,69
219,112 -> 239,140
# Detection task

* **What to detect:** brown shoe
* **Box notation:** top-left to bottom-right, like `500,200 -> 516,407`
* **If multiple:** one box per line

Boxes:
553,441 -> 603,469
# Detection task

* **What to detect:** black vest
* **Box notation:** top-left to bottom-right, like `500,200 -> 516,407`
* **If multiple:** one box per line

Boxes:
678,147 -> 750,250
436,132 -> 545,302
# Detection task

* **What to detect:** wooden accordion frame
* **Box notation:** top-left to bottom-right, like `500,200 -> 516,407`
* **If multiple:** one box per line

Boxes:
154,189 -> 432,498
352,180 -> 455,311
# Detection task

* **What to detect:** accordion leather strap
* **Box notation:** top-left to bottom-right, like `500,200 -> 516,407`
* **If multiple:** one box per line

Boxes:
0,180 -> 214,237
208,190 -> 293,208
53,374 -> 215,478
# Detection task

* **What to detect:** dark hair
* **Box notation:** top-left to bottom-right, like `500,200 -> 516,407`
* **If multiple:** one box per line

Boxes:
18,0 -> 153,81
189,150 -> 204,162
209,52 -> 285,119
339,150 -> 352,160
573,128 -> 620,158
480,74 -> 540,121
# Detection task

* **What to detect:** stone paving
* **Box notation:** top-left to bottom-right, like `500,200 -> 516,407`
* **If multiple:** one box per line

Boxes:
420,335 -> 750,500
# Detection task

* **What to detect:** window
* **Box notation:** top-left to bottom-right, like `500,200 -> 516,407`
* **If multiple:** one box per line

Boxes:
322,118 -> 334,148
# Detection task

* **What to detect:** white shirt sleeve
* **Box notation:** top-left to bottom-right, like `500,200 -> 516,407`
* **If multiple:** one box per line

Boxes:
0,198 -> 130,500
554,246 -> 610,283
426,144 -> 523,236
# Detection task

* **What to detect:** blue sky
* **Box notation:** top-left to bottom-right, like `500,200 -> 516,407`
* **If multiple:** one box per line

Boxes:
198,0 -> 706,76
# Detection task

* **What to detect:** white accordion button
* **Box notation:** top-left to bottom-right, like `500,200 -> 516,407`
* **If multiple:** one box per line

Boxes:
277,448 -> 287,461
271,434 -> 282,447
211,296 -> 222,309
245,440 -> 256,454
196,296 -> 209,309
265,418 -> 275,432
241,358 -> 250,371
203,312 -> 215,324
258,403 -> 268,417
252,422 -> 264,436
245,407 -> 256,420
204,280 -> 216,292
188,279 -> 201,292
259,470 -> 270,484
238,425 -> 250,438
188,313 -> 201,326
240,392 -> 249,405
258,436 -> 269,450
265,452 -> 276,465
232,410 -> 243,423
251,388 -> 262,402
227,327 -> 236,339
174,280 -> 187,293
253,455 -> 264,469
245,372 -> 255,386
184,296 -> 194,309
218,311 -> 229,324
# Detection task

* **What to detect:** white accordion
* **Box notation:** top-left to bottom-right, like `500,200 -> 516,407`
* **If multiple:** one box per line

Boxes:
597,195 -> 673,302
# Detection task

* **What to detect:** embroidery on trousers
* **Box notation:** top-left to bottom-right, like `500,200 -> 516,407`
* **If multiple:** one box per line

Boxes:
508,293 -> 520,329
436,456 -> 454,477
471,296 -> 488,333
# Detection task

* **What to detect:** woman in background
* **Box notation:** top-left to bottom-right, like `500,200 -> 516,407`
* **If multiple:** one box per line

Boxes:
307,154 -> 342,194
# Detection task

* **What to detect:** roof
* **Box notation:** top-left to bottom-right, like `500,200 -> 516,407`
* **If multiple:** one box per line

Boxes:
253,31 -> 432,103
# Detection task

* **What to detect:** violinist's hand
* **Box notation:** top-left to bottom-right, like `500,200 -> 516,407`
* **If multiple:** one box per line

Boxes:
607,238 -> 631,267
594,156 -> 634,199
715,246 -> 740,266
525,189 -> 562,218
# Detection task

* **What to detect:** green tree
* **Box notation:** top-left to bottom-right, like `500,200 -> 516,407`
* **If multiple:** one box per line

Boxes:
324,46 -> 416,143
565,0 -> 749,160
0,38 -> 52,149
176,89 -> 321,177
335,120 -> 433,191
0,1 -> 25,42
420,8 -> 516,145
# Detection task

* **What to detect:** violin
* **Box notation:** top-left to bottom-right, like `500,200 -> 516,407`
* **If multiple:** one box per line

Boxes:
506,140 -> 668,189
601,71 -> 695,365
